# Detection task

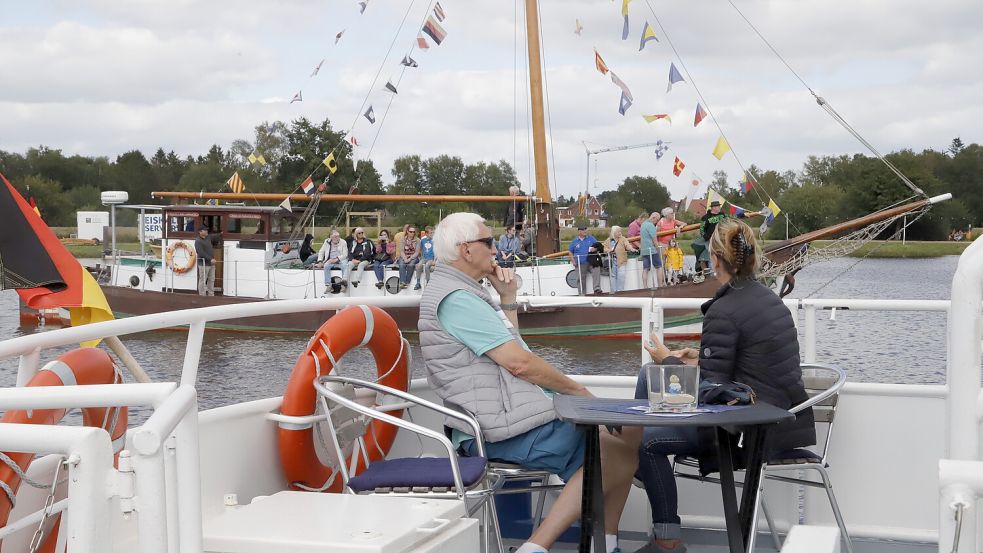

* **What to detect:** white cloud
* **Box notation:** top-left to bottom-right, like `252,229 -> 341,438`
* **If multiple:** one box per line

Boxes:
0,0 -> 977,205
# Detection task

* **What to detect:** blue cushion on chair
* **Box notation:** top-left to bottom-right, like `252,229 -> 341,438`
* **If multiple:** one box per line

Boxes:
347,457 -> 488,492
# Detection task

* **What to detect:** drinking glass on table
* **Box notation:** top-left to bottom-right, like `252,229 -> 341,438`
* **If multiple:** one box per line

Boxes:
643,364 -> 665,410
662,364 -> 699,412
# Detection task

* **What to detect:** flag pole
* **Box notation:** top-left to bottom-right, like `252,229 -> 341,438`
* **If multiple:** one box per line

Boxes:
525,0 -> 559,255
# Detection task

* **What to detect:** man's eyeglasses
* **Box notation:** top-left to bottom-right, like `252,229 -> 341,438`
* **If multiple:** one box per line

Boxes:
460,237 -> 494,248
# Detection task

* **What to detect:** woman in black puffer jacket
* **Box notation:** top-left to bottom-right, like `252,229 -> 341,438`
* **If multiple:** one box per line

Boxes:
630,218 -> 815,553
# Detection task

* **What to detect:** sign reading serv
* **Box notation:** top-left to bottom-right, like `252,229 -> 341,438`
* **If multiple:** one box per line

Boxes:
140,214 -> 163,242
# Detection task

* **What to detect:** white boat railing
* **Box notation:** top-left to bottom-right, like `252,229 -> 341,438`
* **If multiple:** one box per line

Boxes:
1,278 -> 982,552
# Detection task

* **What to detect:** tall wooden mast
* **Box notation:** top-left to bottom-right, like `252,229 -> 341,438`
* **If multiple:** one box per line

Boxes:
524,0 -> 559,255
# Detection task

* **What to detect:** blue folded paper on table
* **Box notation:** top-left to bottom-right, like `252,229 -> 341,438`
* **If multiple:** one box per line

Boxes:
586,400 -> 747,417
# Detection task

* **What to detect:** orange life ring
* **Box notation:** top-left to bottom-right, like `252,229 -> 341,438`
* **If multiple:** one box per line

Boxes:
278,305 -> 409,492
165,241 -> 196,274
0,348 -> 128,536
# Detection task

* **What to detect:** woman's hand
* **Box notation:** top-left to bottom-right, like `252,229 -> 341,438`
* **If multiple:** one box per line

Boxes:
643,332 -> 672,363
670,347 -> 699,366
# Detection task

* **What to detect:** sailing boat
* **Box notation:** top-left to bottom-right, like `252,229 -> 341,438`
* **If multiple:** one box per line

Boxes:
16,0 -> 948,339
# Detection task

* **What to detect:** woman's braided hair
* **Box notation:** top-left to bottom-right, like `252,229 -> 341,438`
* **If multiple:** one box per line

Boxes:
708,218 -> 760,280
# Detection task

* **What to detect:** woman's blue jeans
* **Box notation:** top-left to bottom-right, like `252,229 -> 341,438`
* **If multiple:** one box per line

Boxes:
634,367 -> 701,540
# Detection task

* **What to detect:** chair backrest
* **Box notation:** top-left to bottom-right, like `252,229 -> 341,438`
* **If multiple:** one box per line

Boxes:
316,380 -> 371,485
791,363 -> 847,461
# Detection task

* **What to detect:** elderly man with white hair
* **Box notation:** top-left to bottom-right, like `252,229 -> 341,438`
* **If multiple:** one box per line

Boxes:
316,230 -> 349,292
504,184 -> 526,230
419,212 -> 640,553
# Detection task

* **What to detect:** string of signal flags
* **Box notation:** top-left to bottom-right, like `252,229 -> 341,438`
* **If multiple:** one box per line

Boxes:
224,1 -> 450,199
585,0 -> 782,221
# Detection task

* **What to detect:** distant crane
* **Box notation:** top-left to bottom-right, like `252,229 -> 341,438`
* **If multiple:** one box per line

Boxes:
582,141 -> 668,198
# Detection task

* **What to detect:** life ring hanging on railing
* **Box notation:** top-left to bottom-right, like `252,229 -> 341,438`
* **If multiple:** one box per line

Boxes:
165,241 -> 196,274
0,348 -> 129,550
277,305 -> 409,492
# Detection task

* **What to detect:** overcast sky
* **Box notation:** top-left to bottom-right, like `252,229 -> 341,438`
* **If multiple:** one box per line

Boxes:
1,0 -> 978,203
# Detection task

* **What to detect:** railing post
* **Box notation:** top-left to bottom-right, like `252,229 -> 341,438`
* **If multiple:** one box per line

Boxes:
15,347 -> 41,387
642,301 -> 663,364
803,303 -> 817,364
181,322 -> 206,387
175,399 -> 204,553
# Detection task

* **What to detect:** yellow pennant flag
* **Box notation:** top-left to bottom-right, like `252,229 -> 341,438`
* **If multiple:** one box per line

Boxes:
323,152 -> 338,174
642,113 -> 671,124
256,154 -> 267,165
768,198 -> 782,217
712,136 -> 731,160
247,153 -> 257,164
227,171 -> 245,194
621,0 -> 631,16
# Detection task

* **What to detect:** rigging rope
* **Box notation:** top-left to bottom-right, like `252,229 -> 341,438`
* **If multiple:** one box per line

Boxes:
724,0 -> 927,198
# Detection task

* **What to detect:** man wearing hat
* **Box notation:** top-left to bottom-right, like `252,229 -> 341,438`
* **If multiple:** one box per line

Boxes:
568,224 -> 602,295
693,200 -> 729,274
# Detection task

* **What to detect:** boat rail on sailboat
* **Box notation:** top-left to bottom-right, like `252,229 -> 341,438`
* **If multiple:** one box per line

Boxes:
2,270 -> 983,551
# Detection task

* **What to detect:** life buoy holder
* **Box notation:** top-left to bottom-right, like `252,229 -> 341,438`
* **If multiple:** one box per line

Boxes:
278,305 -> 409,492
165,241 -> 196,274
0,348 -> 129,540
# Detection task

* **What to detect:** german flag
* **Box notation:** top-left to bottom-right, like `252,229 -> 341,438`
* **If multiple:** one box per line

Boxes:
0,173 -> 114,345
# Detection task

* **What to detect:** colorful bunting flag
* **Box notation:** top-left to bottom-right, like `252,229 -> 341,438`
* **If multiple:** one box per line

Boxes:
278,197 -> 292,215
639,22 -> 658,51
707,188 -> 721,206
729,205 -> 746,217
364,106 -> 376,124
358,1 -> 368,14
28,196 -> 40,217
643,113 -> 671,125
301,176 -> 315,195
654,140 -> 669,160
434,2 -> 446,22
712,136 -> 731,160
247,152 -> 267,166
227,172 -> 245,194
684,176 -> 702,210
417,34 -> 430,50
694,103 -> 708,127
247,153 -> 257,164
621,0 -> 631,40
335,29 -> 345,44
594,49 -> 609,75
349,135 -> 359,147
401,55 -> 418,67
739,173 -> 755,194
385,81 -> 398,94
422,16 -> 447,45
323,153 -> 338,174
575,19 -> 583,35
610,72 -> 633,101
667,63 -> 684,93
289,90 -> 302,104
673,156 -> 685,176
311,59 -> 324,77
767,199 -> 781,219
618,91 -> 633,115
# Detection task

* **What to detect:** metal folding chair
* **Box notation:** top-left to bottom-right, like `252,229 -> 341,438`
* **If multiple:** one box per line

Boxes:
673,363 -> 854,552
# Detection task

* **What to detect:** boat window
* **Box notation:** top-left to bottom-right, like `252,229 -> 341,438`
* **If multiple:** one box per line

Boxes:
166,214 -> 199,238
223,213 -> 265,241
271,212 -> 298,239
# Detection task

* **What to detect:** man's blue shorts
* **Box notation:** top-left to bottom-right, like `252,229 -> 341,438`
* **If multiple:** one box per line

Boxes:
641,252 -> 662,270
462,419 -> 585,481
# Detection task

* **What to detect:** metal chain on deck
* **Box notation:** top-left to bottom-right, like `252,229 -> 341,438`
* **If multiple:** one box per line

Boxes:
27,457 -> 65,553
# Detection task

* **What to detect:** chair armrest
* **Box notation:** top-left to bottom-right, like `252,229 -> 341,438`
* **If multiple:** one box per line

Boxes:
314,377 -> 474,492
317,375 -> 486,457
791,363 -> 847,414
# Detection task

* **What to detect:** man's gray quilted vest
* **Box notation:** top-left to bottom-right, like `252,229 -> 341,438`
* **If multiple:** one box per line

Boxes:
419,264 -> 556,442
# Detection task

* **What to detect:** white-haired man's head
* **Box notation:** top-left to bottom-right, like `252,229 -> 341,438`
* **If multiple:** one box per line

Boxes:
509,185 -> 521,196
433,212 -> 488,264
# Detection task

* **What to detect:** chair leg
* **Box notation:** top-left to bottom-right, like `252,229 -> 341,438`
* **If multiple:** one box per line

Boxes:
759,494 -> 783,552
813,466 -> 854,553
746,466 -> 766,552
532,475 -> 550,531
486,494 -> 506,553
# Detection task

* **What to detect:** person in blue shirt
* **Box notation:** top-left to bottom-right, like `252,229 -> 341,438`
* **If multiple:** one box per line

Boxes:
413,225 -> 436,290
497,225 -> 520,268
568,224 -> 602,295
639,212 -> 664,289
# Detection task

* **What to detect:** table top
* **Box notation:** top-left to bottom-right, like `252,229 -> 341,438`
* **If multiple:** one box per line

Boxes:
553,396 -> 794,428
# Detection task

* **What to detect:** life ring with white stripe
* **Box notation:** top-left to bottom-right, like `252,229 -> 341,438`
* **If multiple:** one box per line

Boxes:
165,241 -> 196,274
0,347 -> 128,537
277,305 -> 409,492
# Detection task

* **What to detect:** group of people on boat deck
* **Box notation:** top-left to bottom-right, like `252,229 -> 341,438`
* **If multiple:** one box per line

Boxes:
419,212 -> 815,553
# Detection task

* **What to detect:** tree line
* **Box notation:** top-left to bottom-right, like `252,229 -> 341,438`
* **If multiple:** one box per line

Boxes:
0,116 -> 977,240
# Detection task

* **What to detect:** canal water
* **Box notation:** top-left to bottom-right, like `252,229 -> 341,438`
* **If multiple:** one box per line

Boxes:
0,256 -> 959,413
